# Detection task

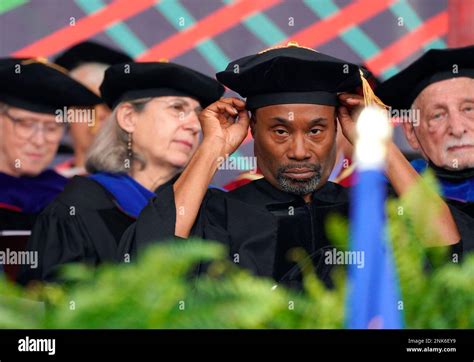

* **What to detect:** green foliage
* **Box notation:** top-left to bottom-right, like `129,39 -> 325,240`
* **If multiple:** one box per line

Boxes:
0,240 -> 344,329
0,170 -> 472,328
386,170 -> 474,328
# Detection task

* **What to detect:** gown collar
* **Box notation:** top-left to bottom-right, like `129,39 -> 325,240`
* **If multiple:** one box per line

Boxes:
0,170 -> 67,214
410,159 -> 474,203
427,161 -> 474,181
89,172 -> 155,218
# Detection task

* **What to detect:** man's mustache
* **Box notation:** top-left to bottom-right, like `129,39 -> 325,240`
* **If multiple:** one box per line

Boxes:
277,163 -> 322,175
445,139 -> 474,152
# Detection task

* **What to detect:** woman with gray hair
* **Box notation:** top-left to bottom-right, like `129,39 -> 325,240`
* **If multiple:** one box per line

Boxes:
20,61 -> 224,284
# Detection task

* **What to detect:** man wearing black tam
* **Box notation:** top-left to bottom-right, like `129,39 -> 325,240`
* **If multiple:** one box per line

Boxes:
377,46 -> 474,227
54,41 -> 134,177
0,58 -> 101,280
119,43 -> 472,289
54,41 -> 133,71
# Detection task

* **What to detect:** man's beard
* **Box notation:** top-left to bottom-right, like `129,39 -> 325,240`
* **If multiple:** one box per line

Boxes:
276,162 -> 322,196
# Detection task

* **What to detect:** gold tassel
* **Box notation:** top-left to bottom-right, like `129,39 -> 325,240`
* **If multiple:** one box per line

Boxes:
258,41 -> 316,54
359,69 -> 388,109
21,57 -> 69,75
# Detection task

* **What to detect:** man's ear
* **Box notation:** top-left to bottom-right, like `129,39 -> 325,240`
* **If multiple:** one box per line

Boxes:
401,120 -> 421,151
250,111 -> 256,139
116,103 -> 137,133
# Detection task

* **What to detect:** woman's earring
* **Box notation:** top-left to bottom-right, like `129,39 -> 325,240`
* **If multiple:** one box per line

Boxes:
127,132 -> 133,159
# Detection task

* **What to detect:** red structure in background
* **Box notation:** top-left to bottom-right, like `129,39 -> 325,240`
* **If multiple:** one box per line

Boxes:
448,0 -> 474,47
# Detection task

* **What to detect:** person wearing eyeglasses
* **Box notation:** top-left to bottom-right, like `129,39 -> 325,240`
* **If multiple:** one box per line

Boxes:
20,61 -> 224,284
0,58 -> 101,280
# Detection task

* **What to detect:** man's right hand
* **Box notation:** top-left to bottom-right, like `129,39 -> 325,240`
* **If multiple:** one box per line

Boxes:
199,97 -> 250,157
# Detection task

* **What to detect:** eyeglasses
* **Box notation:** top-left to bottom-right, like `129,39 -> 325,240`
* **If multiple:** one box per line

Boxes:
155,99 -> 202,120
2,111 -> 65,143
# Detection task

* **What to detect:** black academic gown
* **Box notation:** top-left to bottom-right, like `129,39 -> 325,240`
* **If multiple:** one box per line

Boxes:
449,200 -> 474,220
0,208 -> 37,231
446,200 -> 474,255
1,170 -> 67,281
0,208 -> 37,282
120,179 -> 351,289
119,178 -> 474,289
19,176 -> 136,284
411,160 -> 474,251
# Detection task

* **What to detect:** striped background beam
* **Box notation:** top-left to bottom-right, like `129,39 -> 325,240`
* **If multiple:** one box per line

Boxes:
138,0 -> 283,61
12,0 -> 158,58
1,0 -> 450,183
4,0 -> 449,80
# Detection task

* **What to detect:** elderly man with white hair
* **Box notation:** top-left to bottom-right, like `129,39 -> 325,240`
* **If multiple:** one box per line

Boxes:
378,45 -> 474,255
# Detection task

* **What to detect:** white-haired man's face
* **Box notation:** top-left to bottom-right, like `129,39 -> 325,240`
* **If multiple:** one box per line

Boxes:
402,77 -> 474,170
69,63 -> 111,164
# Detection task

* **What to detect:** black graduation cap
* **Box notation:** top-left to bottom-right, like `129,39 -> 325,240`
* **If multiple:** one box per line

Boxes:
0,58 -> 103,114
216,42 -> 363,109
376,45 -> 474,110
100,61 -> 225,109
54,41 -> 133,71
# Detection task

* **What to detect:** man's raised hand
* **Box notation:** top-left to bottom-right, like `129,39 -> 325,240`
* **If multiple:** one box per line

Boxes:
199,97 -> 250,157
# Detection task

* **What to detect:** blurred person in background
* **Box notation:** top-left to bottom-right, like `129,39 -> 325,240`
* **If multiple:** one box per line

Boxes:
0,58 -> 101,280
0,58 -> 101,230
53,41 -> 133,177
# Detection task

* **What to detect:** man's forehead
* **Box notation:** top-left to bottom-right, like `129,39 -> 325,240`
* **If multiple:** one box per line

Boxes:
255,103 -> 336,116
414,78 -> 474,109
418,78 -> 474,100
